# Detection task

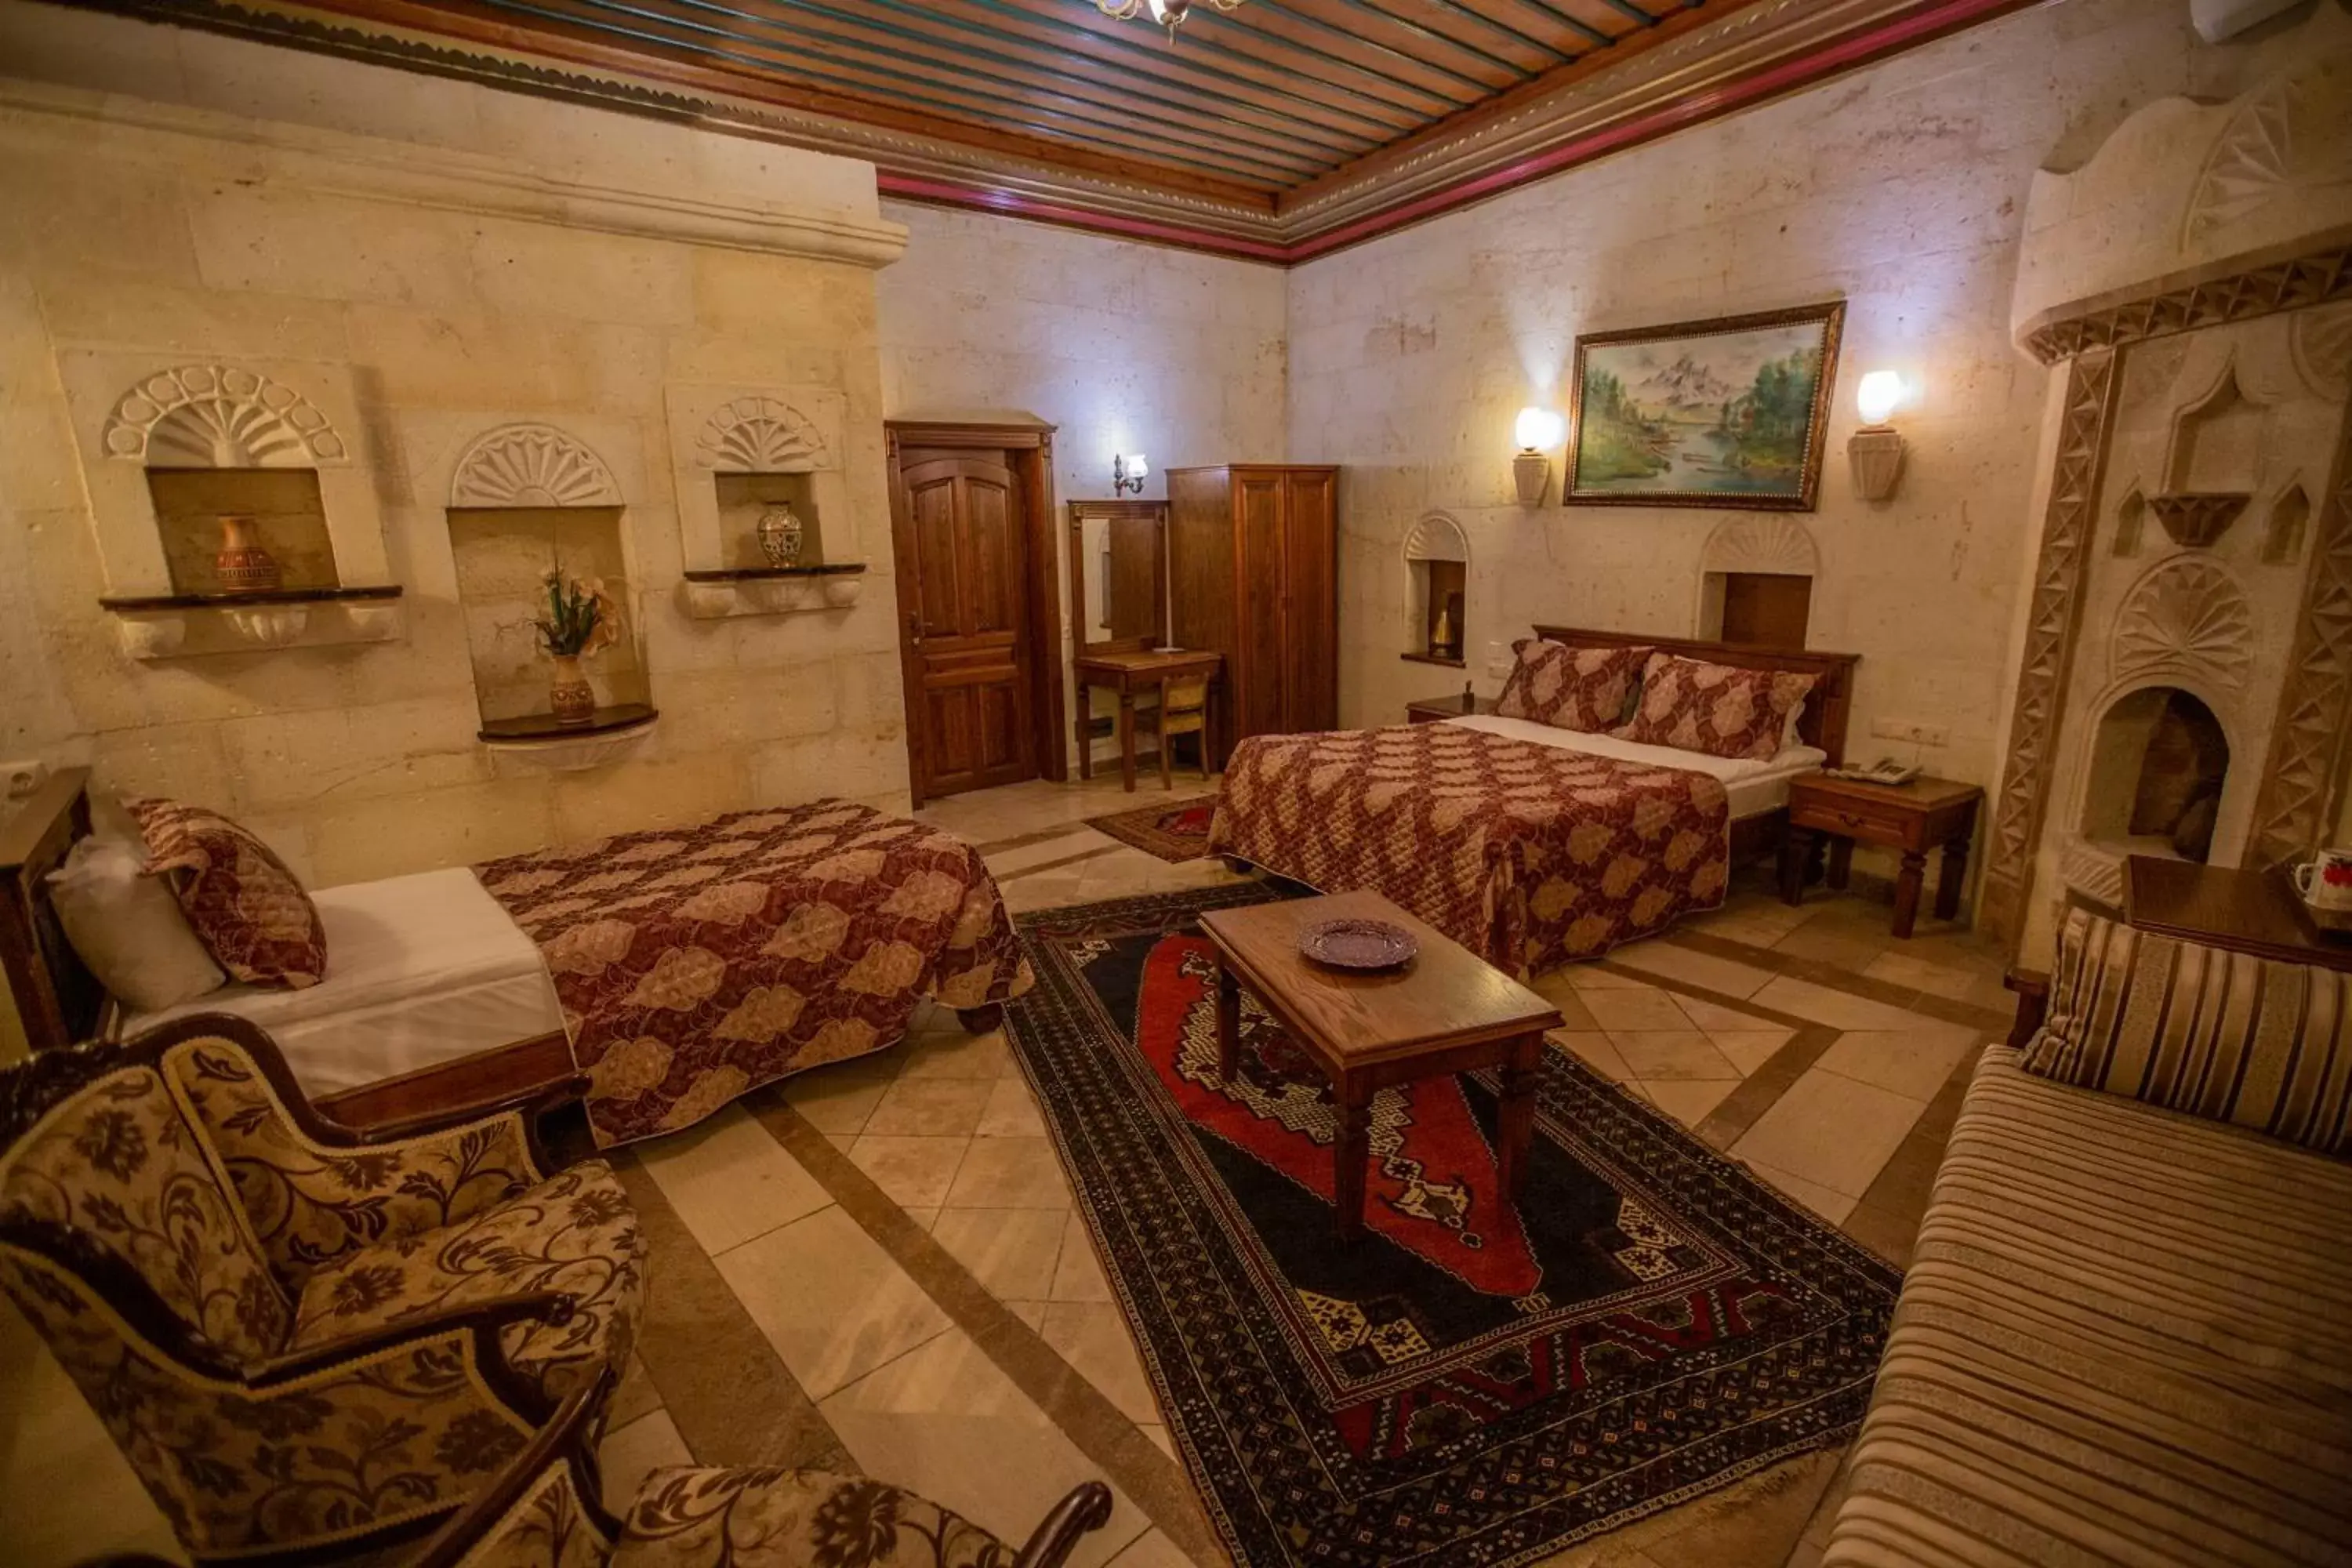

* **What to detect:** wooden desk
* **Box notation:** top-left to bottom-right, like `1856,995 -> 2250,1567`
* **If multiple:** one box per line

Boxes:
1197,890 -> 1561,1243
2122,857 -> 2352,973
1780,774 -> 1982,938
1073,647 -> 1223,792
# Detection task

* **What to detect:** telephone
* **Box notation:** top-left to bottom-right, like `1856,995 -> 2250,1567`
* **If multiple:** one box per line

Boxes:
1824,756 -> 1920,786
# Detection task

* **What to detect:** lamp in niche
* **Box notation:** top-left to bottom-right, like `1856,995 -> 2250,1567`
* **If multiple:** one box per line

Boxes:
1112,452 -> 1149,496
1849,370 -> 1907,502
1512,406 -> 1564,507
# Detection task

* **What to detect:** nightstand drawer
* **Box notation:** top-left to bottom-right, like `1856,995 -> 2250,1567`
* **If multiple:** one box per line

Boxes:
1789,793 -> 1920,848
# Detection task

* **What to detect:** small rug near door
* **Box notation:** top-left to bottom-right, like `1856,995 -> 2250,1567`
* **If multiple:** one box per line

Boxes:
1084,793 -> 1221,863
1005,884 -> 1900,1568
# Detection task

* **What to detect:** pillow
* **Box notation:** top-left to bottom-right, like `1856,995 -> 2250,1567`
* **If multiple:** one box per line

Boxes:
126,797 -> 328,989
1613,653 -> 1816,761
2023,907 -> 2350,1156
47,834 -> 227,1011
1494,641 -> 1651,733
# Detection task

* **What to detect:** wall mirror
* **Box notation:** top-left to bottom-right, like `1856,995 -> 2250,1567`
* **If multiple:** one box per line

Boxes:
1069,499 -> 1168,651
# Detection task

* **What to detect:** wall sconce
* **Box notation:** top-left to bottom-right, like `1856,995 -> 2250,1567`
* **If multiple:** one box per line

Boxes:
1512,406 -> 1564,506
1112,452 -> 1148,495
1848,371 -> 1907,502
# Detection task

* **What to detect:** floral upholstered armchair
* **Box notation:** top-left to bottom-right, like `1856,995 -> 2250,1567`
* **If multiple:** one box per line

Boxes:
412,1372 -> 1116,1568
0,1014 -> 644,1564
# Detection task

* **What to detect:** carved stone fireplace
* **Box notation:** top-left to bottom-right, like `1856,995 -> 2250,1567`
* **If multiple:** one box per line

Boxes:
1980,10 -> 2352,960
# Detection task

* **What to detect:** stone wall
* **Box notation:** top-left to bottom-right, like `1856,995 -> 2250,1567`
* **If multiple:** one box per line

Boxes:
1284,0 -> 2274,861
0,1 -> 910,906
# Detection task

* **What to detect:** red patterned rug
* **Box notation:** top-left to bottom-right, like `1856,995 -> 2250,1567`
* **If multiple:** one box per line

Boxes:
1083,793 -> 1221,863
1005,884 -> 1898,1567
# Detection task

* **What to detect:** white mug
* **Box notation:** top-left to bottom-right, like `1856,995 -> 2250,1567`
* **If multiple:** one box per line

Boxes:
2292,847 -> 2352,912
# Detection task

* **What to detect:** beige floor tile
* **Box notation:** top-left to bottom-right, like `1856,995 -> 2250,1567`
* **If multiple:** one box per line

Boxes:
636,1103 -> 833,1255
866,1077 -> 997,1137
1001,1298 -> 1051,1331
1751,975 -> 1944,1033
987,830 -> 1111,877
847,1134 -> 973,1210
1641,1077 -> 1739,1127
1607,942 -> 1777,1000
1738,1159 -> 1860,1225
0,1303 -> 179,1568
1134,1423 -> 1176,1461
818,1330 -> 1154,1568
1607,1031 -> 1738,1080
976,1076 -> 1048,1136
1707,1030 -> 1797,1076
1529,971 -> 1602,1031
714,1206 -> 953,1399
930,1207 -> 1071,1301
1730,1070 -> 1927,1200
600,1407 -> 694,1509
903,1029 -> 1013,1080
779,1060 -> 898,1137
611,1350 -> 665,1429
1863,949 -> 1984,1000
1671,996 -> 1778,1034
1104,1526 -> 1196,1568
1814,1029 -> 1980,1101
1040,1300 -> 1161,1425
1049,1211 -> 1115,1302
1773,923 -> 1891,971
1580,987 -> 1694,1032
946,1136 -> 1075,1209
1563,965 -> 1653,990
1550,1030 -> 1632,1081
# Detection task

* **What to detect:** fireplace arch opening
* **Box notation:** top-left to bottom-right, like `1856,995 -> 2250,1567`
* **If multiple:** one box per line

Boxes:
2080,686 -> 2229,863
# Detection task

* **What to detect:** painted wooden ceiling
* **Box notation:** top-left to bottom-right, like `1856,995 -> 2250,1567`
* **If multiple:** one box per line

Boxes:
82,0 -> 2032,260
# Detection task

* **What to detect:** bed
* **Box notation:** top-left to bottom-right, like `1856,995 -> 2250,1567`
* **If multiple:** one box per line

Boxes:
0,772 -> 1031,1143
1207,626 -> 1858,977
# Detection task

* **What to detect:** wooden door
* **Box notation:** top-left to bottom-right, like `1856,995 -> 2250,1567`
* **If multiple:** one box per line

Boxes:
1234,471 -> 1288,745
900,452 -> 1035,798
1279,469 -> 1338,732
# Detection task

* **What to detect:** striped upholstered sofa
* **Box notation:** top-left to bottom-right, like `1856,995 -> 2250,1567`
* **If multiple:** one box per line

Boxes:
1822,908 -> 2352,1567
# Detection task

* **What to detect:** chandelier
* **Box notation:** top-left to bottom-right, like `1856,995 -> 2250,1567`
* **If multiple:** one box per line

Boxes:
1094,0 -> 1243,42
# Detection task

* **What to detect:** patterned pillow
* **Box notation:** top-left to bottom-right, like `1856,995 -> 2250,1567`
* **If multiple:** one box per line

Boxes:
1612,653 -> 1814,761
2022,907 -> 2350,1156
1494,641 -> 1650,732
127,797 -> 328,989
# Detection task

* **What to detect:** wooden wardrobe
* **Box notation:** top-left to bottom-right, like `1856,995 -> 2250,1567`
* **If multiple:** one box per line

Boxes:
1167,464 -> 1339,757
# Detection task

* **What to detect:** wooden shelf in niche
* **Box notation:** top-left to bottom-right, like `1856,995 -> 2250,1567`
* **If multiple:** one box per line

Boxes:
98,584 -> 405,659
680,561 -> 868,619
1399,650 -> 1467,669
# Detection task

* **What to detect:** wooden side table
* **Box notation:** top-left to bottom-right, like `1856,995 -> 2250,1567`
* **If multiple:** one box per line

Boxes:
1780,774 -> 1982,938
1197,889 -> 1560,1242
1406,693 -> 1495,724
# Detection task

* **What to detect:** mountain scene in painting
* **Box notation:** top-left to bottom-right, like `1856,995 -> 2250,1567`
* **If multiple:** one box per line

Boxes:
1573,320 -> 1829,499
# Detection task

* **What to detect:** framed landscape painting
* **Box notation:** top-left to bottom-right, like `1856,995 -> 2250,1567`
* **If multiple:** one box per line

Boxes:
1565,301 -> 1845,510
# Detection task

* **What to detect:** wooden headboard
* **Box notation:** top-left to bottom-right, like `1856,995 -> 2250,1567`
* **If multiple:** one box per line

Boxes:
1530,626 -> 1862,768
0,768 -> 107,1054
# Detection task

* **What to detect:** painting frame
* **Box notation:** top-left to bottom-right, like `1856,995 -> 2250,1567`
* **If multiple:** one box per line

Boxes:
1563,300 -> 1846,511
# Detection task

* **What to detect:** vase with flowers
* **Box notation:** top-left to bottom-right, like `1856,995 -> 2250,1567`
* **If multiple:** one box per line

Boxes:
534,563 -> 622,726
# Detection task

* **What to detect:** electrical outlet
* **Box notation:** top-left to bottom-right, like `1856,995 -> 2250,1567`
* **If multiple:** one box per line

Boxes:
1,760 -> 49,800
1869,719 -> 1948,748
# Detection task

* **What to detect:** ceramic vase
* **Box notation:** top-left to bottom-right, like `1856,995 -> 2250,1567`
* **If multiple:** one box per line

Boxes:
213,515 -> 281,593
549,654 -> 597,726
757,503 -> 805,568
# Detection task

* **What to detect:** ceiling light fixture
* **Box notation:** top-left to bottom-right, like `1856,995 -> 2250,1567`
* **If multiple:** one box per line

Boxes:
1094,0 -> 1243,42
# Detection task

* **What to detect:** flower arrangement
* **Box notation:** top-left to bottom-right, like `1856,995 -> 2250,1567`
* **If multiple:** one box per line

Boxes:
534,565 -> 623,658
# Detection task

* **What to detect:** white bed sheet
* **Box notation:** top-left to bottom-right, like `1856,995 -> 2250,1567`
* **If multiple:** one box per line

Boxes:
127,866 -> 565,1098
1442,713 -> 1826,818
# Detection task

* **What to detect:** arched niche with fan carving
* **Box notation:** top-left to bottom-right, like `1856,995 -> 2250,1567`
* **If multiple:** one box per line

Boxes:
56,350 -> 402,659
1695,516 -> 1818,646
662,383 -> 861,619
1401,512 -> 1470,666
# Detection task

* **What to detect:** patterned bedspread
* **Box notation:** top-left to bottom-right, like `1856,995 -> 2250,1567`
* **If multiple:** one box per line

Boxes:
476,800 -> 1033,1147
1208,724 -> 1730,976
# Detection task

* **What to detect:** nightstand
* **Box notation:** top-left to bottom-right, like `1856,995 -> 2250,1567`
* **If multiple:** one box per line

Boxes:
1780,774 -> 1982,938
1406,694 -> 1495,724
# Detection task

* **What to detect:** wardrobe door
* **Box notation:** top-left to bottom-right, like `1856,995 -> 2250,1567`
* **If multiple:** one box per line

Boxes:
1234,472 -> 1288,743
1279,469 -> 1338,733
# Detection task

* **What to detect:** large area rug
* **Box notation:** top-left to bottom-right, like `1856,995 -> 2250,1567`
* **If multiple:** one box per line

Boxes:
1083,793 -> 1220,863
1005,884 -> 1900,1567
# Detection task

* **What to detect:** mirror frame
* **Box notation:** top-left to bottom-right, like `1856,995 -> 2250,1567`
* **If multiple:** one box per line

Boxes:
1067,498 -> 1168,654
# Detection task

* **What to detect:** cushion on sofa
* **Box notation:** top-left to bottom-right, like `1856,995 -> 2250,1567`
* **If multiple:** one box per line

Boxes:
1823,1046 -> 2352,1567
2023,906 -> 2351,1156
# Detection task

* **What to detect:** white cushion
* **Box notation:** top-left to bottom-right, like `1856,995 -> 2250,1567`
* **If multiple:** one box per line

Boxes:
48,834 -> 226,1011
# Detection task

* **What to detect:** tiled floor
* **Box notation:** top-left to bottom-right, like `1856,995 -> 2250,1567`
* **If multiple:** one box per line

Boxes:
0,772 -> 2013,1567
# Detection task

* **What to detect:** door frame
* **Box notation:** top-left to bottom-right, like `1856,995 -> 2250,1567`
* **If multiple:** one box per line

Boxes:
885,418 -> 1068,808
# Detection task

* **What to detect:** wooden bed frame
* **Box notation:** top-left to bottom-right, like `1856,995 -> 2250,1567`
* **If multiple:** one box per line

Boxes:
0,767 -> 576,1130
1529,624 -> 1860,866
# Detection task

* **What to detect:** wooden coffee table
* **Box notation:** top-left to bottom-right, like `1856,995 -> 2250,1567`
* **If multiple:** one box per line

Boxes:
1197,889 -> 1563,1243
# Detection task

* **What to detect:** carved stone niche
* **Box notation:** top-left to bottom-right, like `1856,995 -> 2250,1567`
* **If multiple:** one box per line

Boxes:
1402,511 -> 1469,665
662,384 -> 861,619
55,353 -> 404,659
1695,516 -> 1818,641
